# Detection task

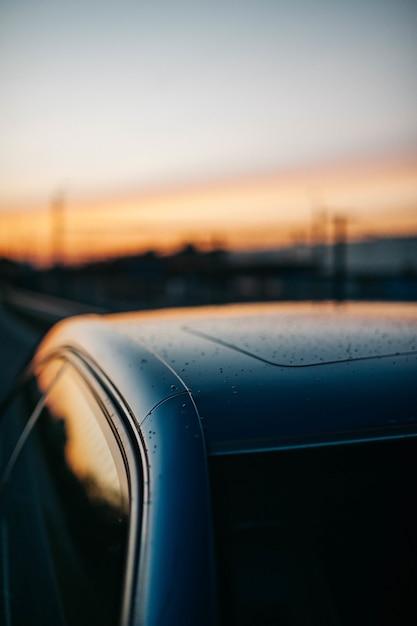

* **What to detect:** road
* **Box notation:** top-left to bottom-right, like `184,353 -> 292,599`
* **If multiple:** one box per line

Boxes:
0,301 -> 43,403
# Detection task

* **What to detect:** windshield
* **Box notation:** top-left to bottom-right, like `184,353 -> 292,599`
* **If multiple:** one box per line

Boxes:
209,438 -> 417,626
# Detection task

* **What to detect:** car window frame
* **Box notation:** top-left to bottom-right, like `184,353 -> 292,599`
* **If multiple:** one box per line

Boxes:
2,348 -> 144,626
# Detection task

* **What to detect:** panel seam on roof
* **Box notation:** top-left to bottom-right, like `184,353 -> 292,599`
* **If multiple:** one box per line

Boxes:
182,325 -> 417,368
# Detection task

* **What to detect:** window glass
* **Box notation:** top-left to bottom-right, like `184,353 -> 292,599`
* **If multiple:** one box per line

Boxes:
0,361 -> 129,626
210,438 -> 417,626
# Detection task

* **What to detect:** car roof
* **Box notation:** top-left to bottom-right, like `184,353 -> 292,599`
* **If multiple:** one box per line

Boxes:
35,302 -> 417,455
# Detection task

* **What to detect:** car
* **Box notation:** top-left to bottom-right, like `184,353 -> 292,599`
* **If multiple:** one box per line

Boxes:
0,301 -> 416,626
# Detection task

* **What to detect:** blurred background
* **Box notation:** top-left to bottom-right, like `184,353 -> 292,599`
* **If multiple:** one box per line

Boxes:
1,0 -> 417,319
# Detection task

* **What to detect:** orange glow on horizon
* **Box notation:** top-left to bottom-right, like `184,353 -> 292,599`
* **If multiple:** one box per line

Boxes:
1,157 -> 417,267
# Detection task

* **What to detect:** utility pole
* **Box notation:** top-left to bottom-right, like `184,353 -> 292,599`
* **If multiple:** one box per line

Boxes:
51,192 -> 65,267
311,209 -> 327,267
307,186 -> 328,271
332,214 -> 348,301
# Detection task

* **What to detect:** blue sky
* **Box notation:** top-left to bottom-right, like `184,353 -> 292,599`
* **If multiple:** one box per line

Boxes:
1,0 -> 417,209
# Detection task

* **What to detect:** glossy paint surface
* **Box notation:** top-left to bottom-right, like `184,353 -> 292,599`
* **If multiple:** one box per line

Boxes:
135,394 -> 216,625
35,303 -> 417,455
109,302 -> 417,453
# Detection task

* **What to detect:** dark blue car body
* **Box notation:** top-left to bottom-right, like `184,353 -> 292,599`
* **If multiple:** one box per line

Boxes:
1,302 -> 416,625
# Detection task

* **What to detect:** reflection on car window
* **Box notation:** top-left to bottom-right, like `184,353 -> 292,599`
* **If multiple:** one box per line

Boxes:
0,358 -> 64,479
43,363 -> 128,511
210,439 -> 417,626
0,361 -> 129,626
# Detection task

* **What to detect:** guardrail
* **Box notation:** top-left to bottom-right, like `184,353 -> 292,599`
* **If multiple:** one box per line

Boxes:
1,286 -> 108,330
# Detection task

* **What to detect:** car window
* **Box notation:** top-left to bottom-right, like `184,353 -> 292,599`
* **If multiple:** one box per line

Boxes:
0,360 -> 130,626
210,438 -> 417,626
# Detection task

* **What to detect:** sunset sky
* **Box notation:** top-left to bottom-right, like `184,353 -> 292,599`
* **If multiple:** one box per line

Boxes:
1,0 -> 417,265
